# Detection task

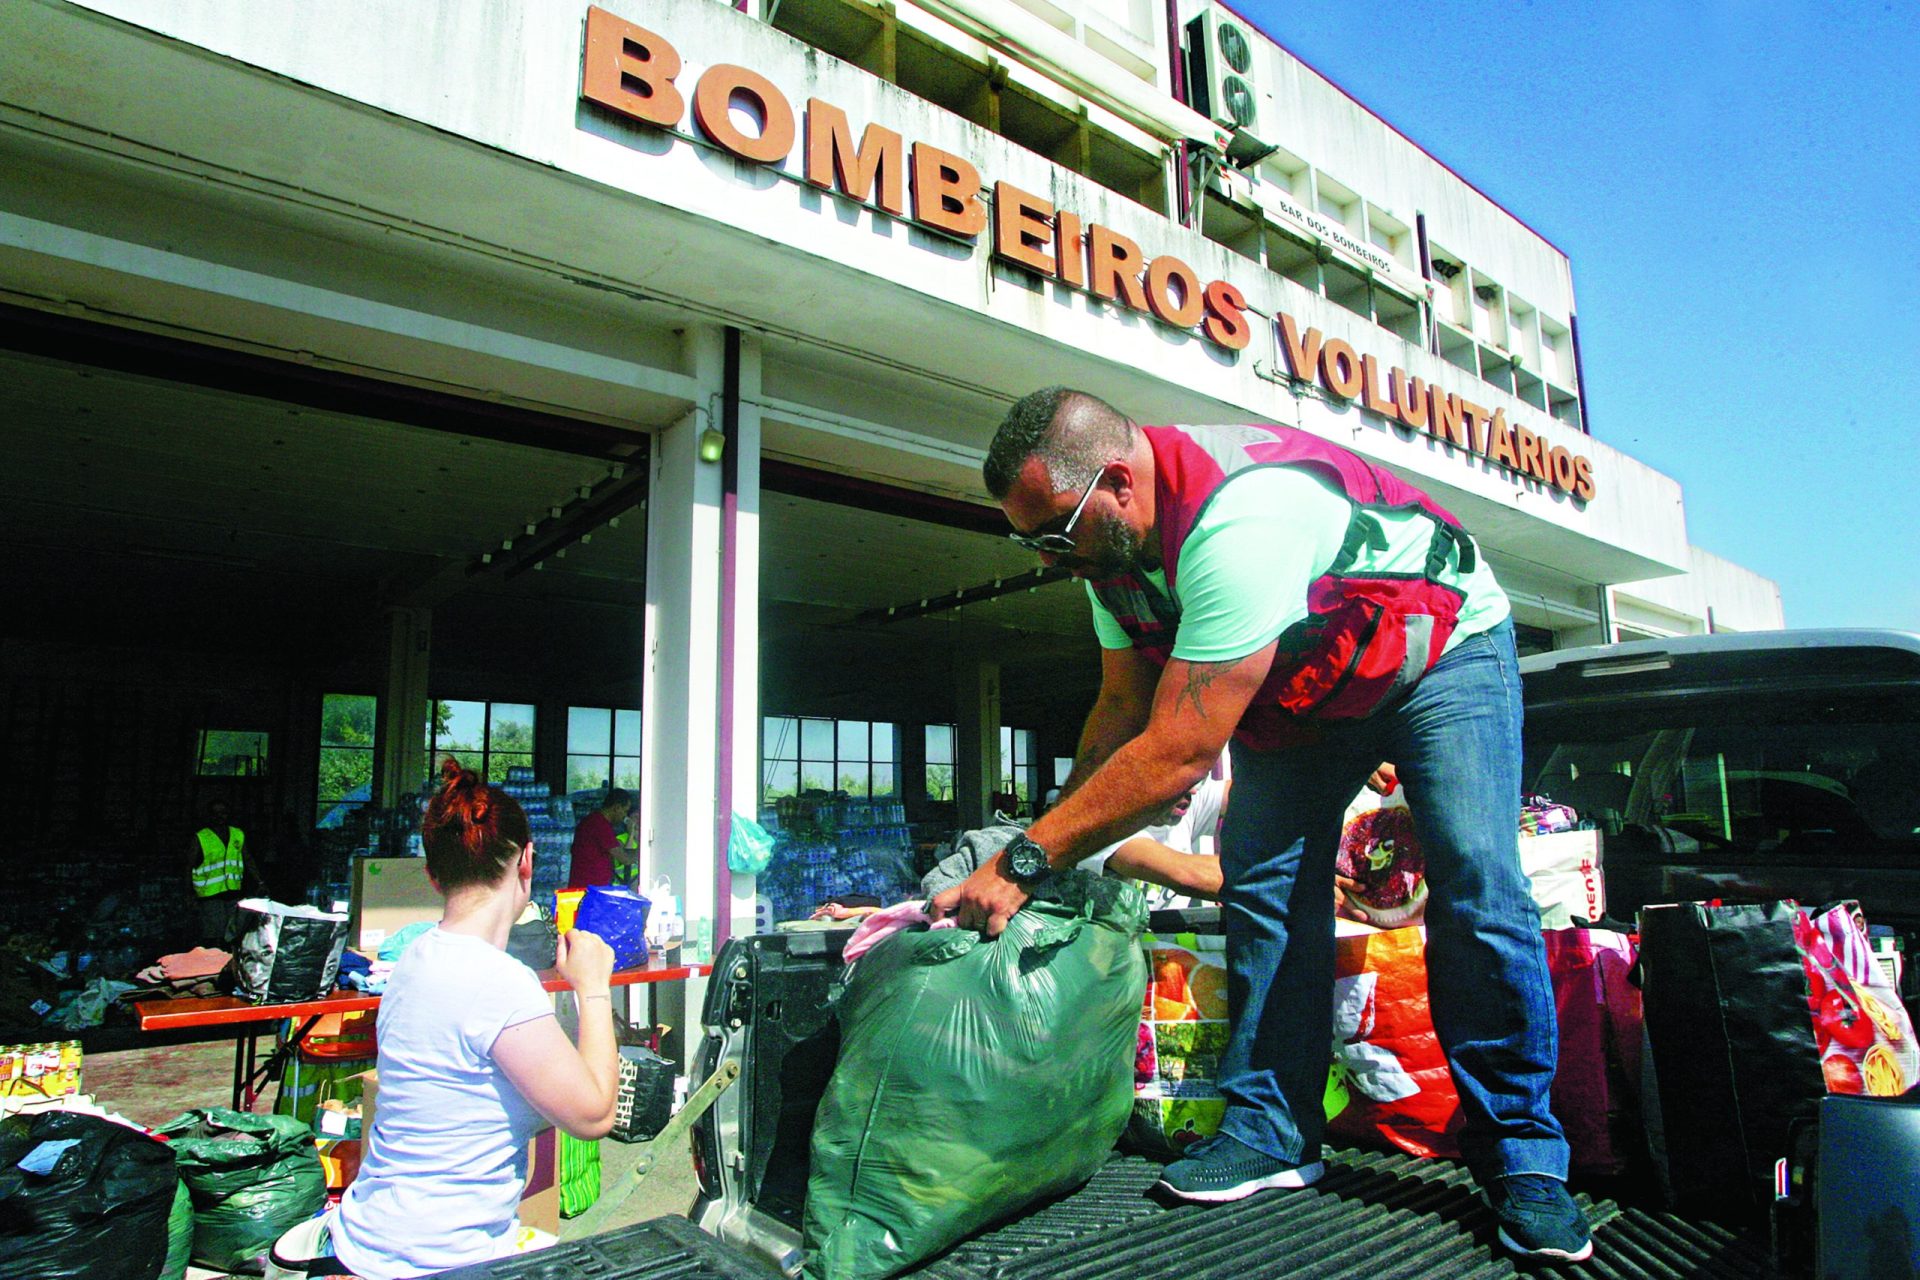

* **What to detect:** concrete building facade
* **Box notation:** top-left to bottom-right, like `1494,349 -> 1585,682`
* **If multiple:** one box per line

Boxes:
0,0 -> 1780,956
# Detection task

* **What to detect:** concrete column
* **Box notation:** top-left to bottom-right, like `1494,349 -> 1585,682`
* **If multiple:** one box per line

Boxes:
377,606 -> 431,803
639,326 -> 762,1062
641,329 -> 724,946
721,332 -> 764,945
953,658 -> 1002,830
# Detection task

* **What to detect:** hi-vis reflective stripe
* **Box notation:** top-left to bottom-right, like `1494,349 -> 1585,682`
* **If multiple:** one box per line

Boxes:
613,829 -> 638,887
192,827 -> 245,897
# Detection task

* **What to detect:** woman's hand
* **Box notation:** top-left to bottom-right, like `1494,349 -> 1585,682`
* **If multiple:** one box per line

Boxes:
555,927 -> 615,997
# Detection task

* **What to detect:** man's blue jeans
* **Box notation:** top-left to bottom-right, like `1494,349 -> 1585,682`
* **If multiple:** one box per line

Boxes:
1216,619 -> 1569,1181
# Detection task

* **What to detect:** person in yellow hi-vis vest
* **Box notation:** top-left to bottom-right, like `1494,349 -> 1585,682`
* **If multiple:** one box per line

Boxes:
566,789 -> 633,890
190,800 -> 262,945
612,815 -> 640,889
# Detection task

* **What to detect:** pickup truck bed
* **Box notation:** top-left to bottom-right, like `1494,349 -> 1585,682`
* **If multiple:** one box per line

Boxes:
440,1145 -> 1773,1279
667,926 -> 1780,1279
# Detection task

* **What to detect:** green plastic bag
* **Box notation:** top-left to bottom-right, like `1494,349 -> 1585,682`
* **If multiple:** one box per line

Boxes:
558,1131 -> 602,1218
273,1055 -> 372,1131
156,1108 -> 325,1272
803,877 -> 1148,1280
159,1180 -> 193,1280
727,812 -> 776,874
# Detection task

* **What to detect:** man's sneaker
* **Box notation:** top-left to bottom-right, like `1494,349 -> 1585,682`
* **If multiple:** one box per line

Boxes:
1154,1134 -> 1324,1203
1486,1173 -> 1594,1262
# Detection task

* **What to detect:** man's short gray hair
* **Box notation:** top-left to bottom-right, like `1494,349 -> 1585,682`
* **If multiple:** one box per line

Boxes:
982,387 -> 1135,498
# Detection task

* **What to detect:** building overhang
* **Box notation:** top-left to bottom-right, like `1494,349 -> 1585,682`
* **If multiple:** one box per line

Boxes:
2,0 -> 1687,586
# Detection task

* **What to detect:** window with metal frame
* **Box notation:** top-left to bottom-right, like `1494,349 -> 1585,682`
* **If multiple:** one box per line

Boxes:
316,693 -> 375,827
1000,726 -> 1036,804
197,729 -> 269,778
425,700 -> 536,783
566,707 -> 641,795
763,716 -> 899,803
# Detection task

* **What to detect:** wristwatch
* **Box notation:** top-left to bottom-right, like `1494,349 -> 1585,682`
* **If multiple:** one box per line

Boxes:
1002,833 -> 1054,887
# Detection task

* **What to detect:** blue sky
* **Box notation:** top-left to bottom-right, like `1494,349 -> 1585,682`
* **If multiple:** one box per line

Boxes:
1239,0 -> 1919,630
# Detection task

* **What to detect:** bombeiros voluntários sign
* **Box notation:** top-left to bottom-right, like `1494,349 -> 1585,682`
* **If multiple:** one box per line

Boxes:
578,5 -> 1598,500
1277,314 -> 1596,501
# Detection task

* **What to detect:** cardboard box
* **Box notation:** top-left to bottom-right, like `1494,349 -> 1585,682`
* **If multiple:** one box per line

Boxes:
520,1129 -> 560,1235
350,857 -> 442,951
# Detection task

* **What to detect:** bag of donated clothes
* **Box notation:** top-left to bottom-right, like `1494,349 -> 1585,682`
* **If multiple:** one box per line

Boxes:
802,876 -> 1147,1280
0,1110 -> 180,1280
157,1108 -> 325,1273
224,899 -> 349,1003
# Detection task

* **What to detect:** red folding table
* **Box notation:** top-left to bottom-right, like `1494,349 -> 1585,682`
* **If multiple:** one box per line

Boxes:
135,957 -> 711,1110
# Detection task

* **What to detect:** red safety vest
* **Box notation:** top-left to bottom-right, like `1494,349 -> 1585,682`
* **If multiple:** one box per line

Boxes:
1089,424 -> 1478,749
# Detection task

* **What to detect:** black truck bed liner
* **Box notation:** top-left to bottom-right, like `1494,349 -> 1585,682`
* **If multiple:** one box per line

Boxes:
914,1148 -> 1772,1280
442,1148 -> 1774,1280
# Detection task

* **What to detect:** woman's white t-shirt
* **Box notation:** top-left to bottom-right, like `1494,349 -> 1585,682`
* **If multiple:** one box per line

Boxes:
332,927 -> 554,1280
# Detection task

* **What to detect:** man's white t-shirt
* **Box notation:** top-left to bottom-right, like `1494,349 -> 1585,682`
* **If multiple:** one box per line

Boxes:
333,927 -> 554,1280
1081,777 -> 1226,911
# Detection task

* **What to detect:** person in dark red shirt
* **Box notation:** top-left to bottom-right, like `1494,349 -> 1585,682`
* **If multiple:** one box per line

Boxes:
567,789 -> 633,889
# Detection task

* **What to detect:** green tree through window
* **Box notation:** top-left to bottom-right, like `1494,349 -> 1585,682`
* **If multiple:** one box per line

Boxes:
424,700 -> 537,784
317,694 -> 376,827
762,717 -> 897,804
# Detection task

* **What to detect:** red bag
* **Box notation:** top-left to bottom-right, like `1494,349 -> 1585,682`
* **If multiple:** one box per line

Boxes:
1325,926 -> 1464,1158
1542,928 -> 1643,1174
1794,902 -> 1917,1097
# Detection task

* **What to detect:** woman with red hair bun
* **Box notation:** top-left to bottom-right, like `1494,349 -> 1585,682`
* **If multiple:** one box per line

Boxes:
278,759 -> 621,1279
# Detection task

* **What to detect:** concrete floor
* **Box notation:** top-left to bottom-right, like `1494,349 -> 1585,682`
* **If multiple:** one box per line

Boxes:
85,1035 -> 703,1276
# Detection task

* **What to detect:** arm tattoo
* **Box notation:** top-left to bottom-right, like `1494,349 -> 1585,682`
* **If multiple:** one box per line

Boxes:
1177,662 -> 1232,720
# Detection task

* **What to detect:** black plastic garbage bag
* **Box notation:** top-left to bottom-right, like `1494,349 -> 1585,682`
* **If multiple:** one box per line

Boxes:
803,876 -> 1148,1280
156,1107 -> 325,1272
0,1110 -> 180,1280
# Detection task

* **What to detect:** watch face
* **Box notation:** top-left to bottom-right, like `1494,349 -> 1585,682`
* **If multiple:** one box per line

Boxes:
1008,837 -> 1048,880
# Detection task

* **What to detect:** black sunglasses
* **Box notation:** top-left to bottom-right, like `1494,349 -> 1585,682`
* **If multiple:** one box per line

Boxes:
1007,467 -> 1106,555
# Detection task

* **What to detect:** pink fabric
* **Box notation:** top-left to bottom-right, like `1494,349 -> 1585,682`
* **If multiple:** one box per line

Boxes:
842,901 -> 956,962
156,947 -> 230,980
1543,928 -> 1642,1175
